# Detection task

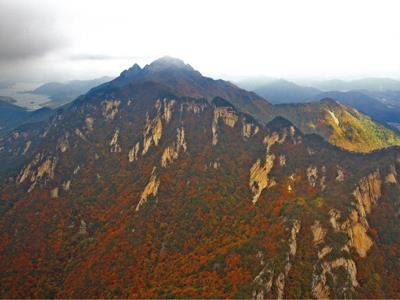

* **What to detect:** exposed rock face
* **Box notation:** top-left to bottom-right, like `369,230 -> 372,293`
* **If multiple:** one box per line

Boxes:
250,154 -> 275,204
180,101 -> 206,115
161,127 -> 187,167
310,170 -> 383,298
311,221 -> 326,245
212,106 -> 238,145
75,128 -> 88,141
249,130 -> 290,204
312,205 -> 369,299
318,246 -> 332,259
307,147 -> 316,156
253,264 -> 274,300
142,114 -> 163,155
336,166 -> 345,182
279,155 -> 286,167
264,132 -> 284,152
102,99 -> 121,120
312,258 -> 358,299
58,135 -> 69,153
160,99 -> 175,123
141,100 -> 176,155
110,128 -> 121,153
85,117 -> 94,131
326,109 -> 340,126
329,209 -> 341,230
51,187 -> 59,198
385,173 -> 397,184
136,169 -> 160,211
353,170 -> 381,216
242,119 -> 259,139
276,220 -> 301,299
17,154 -> 57,192
63,180 -> 71,191
128,142 -> 140,162
79,219 -> 88,235
385,165 -> 397,184
252,220 -> 301,300
307,166 -> 318,187
73,165 -> 80,174
348,220 -> 373,258
23,141 -> 31,155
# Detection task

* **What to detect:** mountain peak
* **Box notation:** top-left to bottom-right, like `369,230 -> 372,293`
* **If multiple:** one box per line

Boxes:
145,56 -> 195,72
119,63 -> 142,78
320,97 -> 339,105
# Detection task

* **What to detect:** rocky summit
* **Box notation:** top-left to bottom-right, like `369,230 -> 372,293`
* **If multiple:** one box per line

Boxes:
0,58 -> 399,298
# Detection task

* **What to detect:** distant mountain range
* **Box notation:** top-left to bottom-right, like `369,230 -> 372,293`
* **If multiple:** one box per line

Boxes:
253,79 -> 321,104
308,78 -> 400,92
28,76 -> 113,108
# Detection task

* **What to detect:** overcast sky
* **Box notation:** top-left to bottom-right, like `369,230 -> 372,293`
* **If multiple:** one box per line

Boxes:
0,0 -> 400,82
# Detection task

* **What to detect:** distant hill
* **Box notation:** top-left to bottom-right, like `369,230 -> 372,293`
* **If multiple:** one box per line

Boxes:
308,77 -> 400,91
252,79 -> 321,104
361,89 -> 400,107
272,98 -> 400,152
312,90 -> 400,125
0,100 -> 29,133
0,100 -> 54,135
0,95 -> 17,104
30,76 -> 113,108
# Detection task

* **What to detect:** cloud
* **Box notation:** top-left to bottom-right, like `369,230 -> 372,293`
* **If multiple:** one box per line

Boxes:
1,0 -> 400,82
0,0 -> 64,62
66,54 -> 152,61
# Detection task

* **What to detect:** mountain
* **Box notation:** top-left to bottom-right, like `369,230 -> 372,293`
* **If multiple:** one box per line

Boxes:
30,76 -> 114,108
252,79 -> 321,104
0,95 -> 17,103
362,89 -> 400,107
272,98 -> 400,152
0,100 -> 29,133
232,79 -> 400,152
0,100 -> 54,136
308,78 -> 400,92
0,58 -> 400,298
312,90 -> 400,125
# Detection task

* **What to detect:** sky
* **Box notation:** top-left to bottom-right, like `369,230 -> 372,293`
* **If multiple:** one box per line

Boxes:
0,0 -> 400,82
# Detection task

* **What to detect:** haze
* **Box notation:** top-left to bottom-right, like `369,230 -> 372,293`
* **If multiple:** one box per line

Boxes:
1,0 -> 400,82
